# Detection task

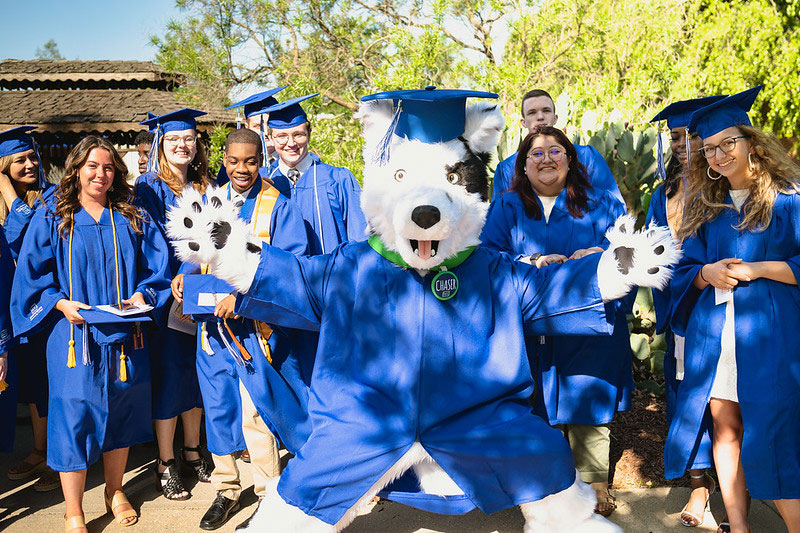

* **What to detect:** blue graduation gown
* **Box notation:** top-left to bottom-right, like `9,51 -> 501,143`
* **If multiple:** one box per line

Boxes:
665,192 -> 800,499
3,185 -> 54,415
234,241 -> 615,523
0,227 -> 17,452
11,207 -> 171,471
646,186 -> 712,470
135,173 -> 203,419
192,181 -> 312,456
492,145 -> 623,203
266,154 -> 367,255
482,190 -> 633,425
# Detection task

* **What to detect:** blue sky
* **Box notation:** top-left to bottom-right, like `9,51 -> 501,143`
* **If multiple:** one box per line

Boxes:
2,1 -> 182,60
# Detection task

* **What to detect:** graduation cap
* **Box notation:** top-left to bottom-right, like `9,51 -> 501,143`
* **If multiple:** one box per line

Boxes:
650,95 -> 726,180
688,85 -> 763,140
226,86 -> 288,119
0,126 -> 48,188
261,93 -> 320,130
225,86 -> 288,167
138,108 -> 207,174
360,86 -> 499,164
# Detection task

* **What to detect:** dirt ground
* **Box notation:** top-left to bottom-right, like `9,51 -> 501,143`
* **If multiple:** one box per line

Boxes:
609,388 -> 686,489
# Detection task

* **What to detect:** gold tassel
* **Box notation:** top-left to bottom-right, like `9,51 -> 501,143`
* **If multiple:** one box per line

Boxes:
67,337 -> 76,368
255,321 -> 273,363
0,380 -> 7,392
119,347 -> 127,382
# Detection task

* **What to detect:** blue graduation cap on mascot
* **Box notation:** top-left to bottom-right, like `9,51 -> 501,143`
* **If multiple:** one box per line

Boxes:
260,93 -> 320,130
688,85 -> 763,140
650,94 -> 726,181
0,126 -> 48,189
139,108 -> 207,174
224,86 -> 288,169
360,86 -> 499,165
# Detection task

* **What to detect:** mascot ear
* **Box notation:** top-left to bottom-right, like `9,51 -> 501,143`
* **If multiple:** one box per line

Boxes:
357,100 -> 395,161
463,102 -> 505,156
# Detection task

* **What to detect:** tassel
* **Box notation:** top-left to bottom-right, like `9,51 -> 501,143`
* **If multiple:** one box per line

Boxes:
67,336 -> 76,368
82,323 -> 90,366
259,118 -> 268,167
216,321 -> 246,366
255,321 -> 273,363
224,319 -> 252,361
372,101 -> 403,166
236,111 -> 242,130
119,347 -> 128,382
31,139 -> 48,189
0,380 -> 7,392
655,121 -> 666,182
200,322 -> 214,355
146,127 -> 161,174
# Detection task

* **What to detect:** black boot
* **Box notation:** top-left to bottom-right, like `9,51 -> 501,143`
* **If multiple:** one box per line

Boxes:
200,492 -> 240,530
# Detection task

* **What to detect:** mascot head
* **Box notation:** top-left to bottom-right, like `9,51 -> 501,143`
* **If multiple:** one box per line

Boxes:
358,87 -> 504,272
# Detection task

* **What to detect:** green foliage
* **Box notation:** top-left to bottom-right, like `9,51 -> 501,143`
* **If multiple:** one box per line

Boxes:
206,124 -> 230,176
35,40 -> 65,60
628,287 -> 666,395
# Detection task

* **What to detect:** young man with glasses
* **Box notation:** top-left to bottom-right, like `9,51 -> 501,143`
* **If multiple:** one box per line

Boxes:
493,89 -> 623,203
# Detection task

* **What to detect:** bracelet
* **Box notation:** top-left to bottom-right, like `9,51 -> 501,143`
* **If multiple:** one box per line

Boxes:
700,265 -> 708,283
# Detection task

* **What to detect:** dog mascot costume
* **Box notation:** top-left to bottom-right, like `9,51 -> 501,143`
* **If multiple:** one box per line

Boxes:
167,87 -> 679,532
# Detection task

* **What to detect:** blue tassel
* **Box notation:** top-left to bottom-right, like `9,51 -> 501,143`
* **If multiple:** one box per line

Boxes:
146,127 -> 161,174
216,320 -> 247,367
655,121 -> 666,182
31,140 -> 48,189
683,126 -> 692,190
236,112 -> 242,130
259,118 -> 268,167
372,102 -> 403,166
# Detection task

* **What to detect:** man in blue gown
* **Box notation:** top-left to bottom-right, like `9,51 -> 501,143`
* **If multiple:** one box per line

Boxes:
492,89 -> 622,203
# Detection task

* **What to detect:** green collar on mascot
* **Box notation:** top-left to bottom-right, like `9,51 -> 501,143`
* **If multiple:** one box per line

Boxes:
367,235 -> 475,271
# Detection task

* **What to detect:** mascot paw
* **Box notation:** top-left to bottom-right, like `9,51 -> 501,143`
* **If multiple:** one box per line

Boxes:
166,186 -> 262,293
520,474 -> 622,533
597,215 -> 681,301
236,478 -> 335,533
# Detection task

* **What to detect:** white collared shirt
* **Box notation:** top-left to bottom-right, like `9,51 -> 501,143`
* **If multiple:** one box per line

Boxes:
278,153 -> 314,183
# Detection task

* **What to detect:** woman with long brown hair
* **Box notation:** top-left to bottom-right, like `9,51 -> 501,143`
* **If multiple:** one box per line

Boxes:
11,135 -> 171,532
481,126 -> 632,517
665,86 -> 800,533
0,126 -> 59,492
135,109 -> 212,500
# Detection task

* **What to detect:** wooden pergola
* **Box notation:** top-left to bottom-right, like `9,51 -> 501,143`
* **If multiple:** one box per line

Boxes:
0,60 -> 234,168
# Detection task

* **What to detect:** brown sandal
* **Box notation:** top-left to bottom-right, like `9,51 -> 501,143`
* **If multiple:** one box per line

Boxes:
34,467 -> 61,492
594,488 -> 617,517
8,448 -> 47,480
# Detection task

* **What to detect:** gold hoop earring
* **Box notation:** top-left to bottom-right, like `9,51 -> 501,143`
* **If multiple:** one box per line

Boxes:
748,152 -> 755,170
706,166 -> 722,181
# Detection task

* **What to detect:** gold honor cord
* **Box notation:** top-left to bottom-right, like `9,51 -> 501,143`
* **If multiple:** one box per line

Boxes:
66,208 -> 129,381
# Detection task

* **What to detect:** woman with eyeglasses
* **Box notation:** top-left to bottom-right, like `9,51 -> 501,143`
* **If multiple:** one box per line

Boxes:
481,126 -> 633,517
646,96 -> 726,528
665,86 -> 800,533
134,109 -> 212,501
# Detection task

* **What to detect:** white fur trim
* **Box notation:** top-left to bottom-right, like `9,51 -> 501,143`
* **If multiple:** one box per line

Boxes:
462,102 -> 505,155
237,477 -> 335,533
519,473 -> 622,533
597,215 -> 681,301
412,454 -> 464,496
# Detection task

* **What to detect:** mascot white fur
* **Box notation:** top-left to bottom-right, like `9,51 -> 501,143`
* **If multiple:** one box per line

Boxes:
167,88 -> 679,532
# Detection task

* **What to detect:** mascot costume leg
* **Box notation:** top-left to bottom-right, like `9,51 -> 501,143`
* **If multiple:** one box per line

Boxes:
167,88 -> 679,532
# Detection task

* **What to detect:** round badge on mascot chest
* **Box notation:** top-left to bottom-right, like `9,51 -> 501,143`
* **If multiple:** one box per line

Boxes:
432,270 -> 458,301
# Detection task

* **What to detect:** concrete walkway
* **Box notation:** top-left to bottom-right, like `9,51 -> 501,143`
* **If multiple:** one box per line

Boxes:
0,430 -> 788,532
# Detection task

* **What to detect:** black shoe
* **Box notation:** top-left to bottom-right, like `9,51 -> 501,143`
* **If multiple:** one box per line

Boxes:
200,492 -> 240,530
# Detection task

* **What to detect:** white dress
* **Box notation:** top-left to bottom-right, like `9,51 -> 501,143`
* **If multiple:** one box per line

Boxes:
709,189 -> 750,402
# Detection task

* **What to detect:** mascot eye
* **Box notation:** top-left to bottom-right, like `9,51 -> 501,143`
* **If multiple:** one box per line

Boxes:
447,172 -> 461,184
394,169 -> 406,182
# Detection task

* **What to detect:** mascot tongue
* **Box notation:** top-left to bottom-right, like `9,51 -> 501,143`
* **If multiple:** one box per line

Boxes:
417,240 -> 432,259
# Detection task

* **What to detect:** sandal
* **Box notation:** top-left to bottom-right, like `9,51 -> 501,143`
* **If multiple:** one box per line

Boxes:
8,448 -> 47,480
33,467 -> 61,492
240,449 -> 251,464
65,514 -> 87,533
716,492 -> 752,533
154,458 -> 190,500
105,489 -> 138,527
680,473 -> 715,527
594,488 -> 617,517
180,445 -> 212,483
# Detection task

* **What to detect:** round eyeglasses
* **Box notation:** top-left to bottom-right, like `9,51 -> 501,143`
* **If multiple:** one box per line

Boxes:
699,136 -> 746,159
527,147 -> 566,163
